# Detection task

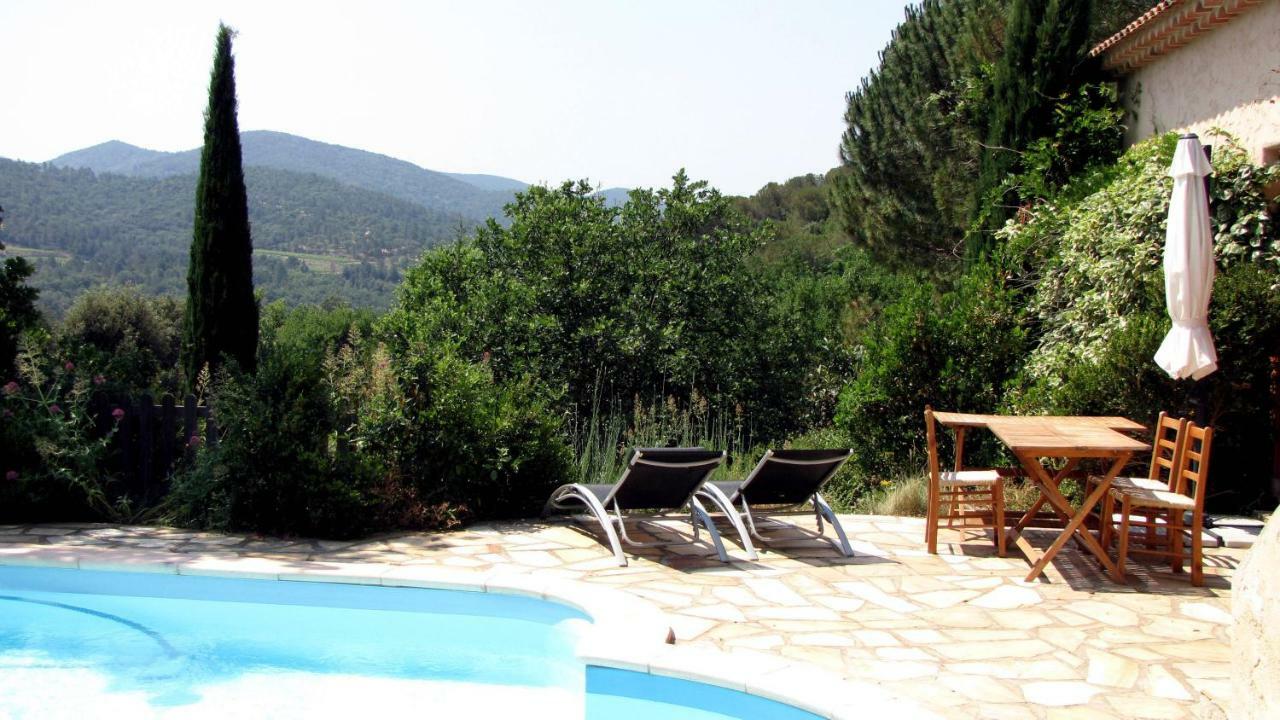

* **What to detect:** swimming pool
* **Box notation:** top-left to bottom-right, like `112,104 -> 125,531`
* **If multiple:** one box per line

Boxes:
0,565 -> 824,719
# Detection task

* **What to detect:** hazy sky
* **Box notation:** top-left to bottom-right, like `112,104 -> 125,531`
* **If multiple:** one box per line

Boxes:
0,1 -> 912,196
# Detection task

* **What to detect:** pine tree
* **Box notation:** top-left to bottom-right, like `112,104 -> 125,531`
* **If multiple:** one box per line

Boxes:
833,0 -> 1006,268
182,24 -> 258,388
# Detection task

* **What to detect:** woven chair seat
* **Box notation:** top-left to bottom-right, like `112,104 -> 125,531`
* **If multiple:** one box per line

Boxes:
1110,484 -> 1195,511
1108,476 -> 1169,492
940,469 -> 1001,487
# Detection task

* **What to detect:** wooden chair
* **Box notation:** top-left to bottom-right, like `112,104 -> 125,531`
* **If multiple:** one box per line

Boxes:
1105,422 -> 1213,585
924,406 -> 1005,556
1098,412 -> 1184,549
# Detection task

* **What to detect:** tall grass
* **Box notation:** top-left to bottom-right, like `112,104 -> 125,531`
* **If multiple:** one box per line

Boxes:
567,388 -> 760,484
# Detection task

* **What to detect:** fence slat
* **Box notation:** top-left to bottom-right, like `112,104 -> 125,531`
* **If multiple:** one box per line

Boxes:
183,394 -> 198,464
138,393 -> 154,500
158,395 -> 176,490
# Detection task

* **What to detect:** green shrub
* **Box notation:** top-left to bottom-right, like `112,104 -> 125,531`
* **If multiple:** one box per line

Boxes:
835,267 -> 1027,481
339,338 -> 572,523
0,338 -> 125,522
59,286 -> 182,395
168,303 -> 377,537
1003,133 -> 1280,510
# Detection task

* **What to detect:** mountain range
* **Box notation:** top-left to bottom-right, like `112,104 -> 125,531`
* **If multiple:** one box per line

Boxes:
49,131 -> 631,218
1,131 -> 633,314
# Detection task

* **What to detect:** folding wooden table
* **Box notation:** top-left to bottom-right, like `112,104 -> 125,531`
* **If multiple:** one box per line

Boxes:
985,419 -> 1150,582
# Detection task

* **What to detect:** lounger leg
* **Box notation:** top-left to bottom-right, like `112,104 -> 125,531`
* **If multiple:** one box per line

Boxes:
696,484 -> 758,561
689,497 -> 730,563
544,485 -> 627,566
814,493 -> 854,557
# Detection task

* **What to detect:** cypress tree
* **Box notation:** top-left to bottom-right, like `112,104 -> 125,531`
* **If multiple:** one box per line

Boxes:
182,23 -> 258,388
970,0 -> 1094,256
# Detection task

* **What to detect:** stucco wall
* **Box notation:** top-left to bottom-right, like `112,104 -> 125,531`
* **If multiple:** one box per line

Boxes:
1232,507 -> 1280,719
1122,0 -> 1280,165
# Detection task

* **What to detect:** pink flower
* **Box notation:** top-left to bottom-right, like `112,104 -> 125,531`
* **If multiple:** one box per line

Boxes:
63,361 -> 75,371
481,351 -> 491,364
188,435 -> 203,448
112,407 -> 125,421
93,374 -> 106,385
2,381 -> 17,395
4,471 -> 17,482
1,409 -> 11,418
49,404 -> 62,415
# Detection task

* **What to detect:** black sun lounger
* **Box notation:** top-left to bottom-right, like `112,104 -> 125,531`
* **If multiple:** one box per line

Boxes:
542,447 -> 757,566
698,448 -> 854,557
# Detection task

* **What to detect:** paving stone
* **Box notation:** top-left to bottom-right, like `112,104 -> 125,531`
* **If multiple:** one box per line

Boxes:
874,646 -> 933,661
934,639 -> 1056,661
832,581 -> 921,614
914,589 -> 982,609
1021,681 -> 1104,707
1145,664 -> 1193,701
938,674 -> 1022,703
971,585 -> 1043,609
1177,601 -> 1232,625
1104,694 -> 1188,719
1142,616 -> 1216,641
850,630 -> 899,648
792,632 -> 855,647
1068,600 -> 1140,627
742,578 -> 807,606
1085,649 -> 1140,688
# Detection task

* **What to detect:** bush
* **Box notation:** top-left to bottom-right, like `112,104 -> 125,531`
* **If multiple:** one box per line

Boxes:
835,268 -> 1027,481
0,338 -> 124,522
59,286 -> 182,395
340,337 -> 573,523
384,172 -> 829,444
170,301 -> 573,536
1003,133 -> 1280,511
168,303 -> 377,537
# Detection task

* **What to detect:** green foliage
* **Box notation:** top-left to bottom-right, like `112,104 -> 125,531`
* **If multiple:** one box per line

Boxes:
835,268 -> 1028,480
0,340 -> 127,522
182,23 -> 258,387
0,254 -> 40,376
835,0 -> 1007,266
385,172 -> 823,443
335,340 -> 573,523
1003,133 -> 1280,509
59,286 -> 182,394
973,0 -> 1097,254
168,303 -> 377,536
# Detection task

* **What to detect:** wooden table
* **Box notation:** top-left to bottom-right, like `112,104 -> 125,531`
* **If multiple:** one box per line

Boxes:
932,413 -> 1149,582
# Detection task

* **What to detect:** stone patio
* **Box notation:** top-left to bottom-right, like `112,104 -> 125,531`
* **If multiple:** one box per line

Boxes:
0,515 -> 1245,719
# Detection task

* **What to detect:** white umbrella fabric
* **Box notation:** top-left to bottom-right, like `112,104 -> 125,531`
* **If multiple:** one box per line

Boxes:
1154,134 -> 1217,381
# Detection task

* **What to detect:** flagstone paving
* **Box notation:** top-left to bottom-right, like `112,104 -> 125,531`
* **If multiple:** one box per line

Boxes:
0,515 -> 1245,719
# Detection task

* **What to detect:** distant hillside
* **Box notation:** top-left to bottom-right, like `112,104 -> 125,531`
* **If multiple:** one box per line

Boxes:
444,172 -> 529,193
50,140 -> 170,175
594,187 -> 631,207
51,131 -> 519,222
0,158 -> 468,314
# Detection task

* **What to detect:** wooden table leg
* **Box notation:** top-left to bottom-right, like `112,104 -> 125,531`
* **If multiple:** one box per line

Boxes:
1022,454 -> 1129,582
1013,457 -> 1081,534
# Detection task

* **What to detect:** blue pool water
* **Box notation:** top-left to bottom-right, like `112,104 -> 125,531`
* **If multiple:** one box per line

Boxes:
0,566 -> 821,719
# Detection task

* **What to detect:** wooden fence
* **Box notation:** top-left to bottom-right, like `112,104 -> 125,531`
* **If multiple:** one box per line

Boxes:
99,394 -> 218,502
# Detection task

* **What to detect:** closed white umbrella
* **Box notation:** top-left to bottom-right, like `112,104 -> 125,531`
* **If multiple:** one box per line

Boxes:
1154,134 -> 1217,381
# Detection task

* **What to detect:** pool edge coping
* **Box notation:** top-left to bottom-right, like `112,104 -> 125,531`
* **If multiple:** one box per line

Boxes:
0,544 -> 940,720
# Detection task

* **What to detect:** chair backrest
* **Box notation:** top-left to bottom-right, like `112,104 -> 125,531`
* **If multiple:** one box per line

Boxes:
1147,411 -> 1188,489
1174,422 -> 1213,508
737,448 -> 853,506
606,447 -> 725,511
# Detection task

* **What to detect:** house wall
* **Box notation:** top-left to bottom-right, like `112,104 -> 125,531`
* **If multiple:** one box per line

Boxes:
1121,0 -> 1280,165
